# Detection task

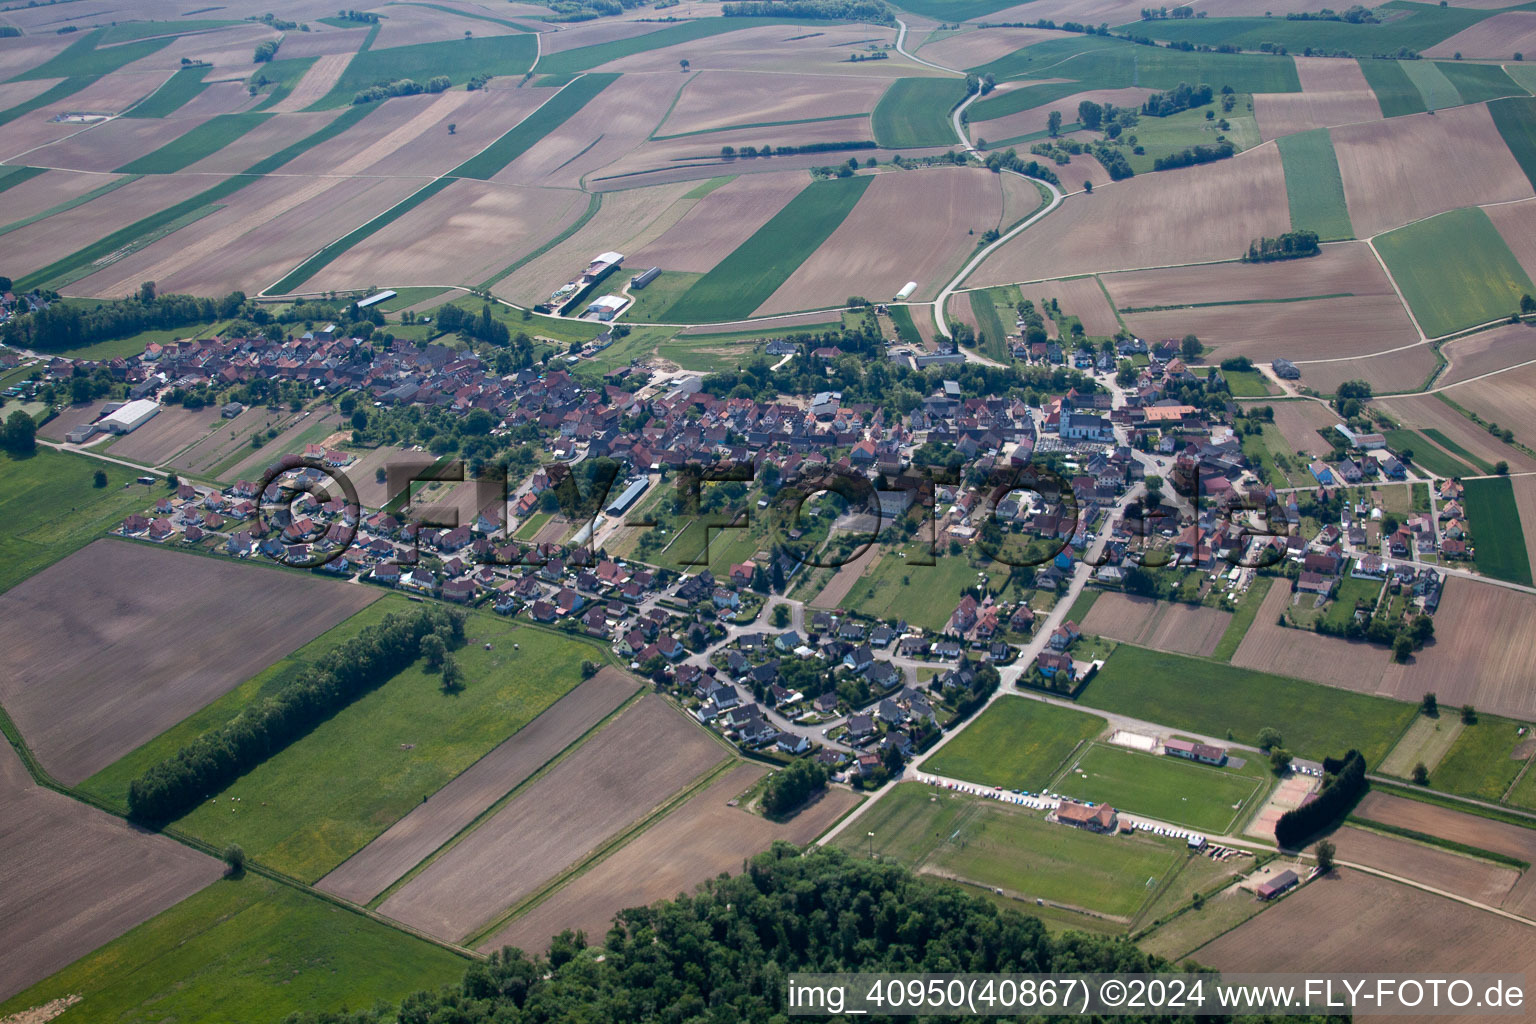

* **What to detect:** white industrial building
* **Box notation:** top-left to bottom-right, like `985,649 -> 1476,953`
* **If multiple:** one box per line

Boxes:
99,399 -> 160,434
585,295 -> 627,321
894,281 -> 917,301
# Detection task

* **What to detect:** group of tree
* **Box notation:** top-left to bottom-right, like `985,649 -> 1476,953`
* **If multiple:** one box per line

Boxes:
721,139 -> 876,159
545,0 -> 635,22
721,0 -> 893,23
280,843 -> 1349,1024
1140,5 -> 1198,18
0,286 -> 248,353
253,39 -> 280,62
435,302 -> 517,348
761,758 -> 829,817
1,409 -> 36,456
1152,140 -> 1235,171
353,75 -> 452,104
334,8 -> 381,22
1274,749 -> 1368,848
1285,5 -> 1377,23
1242,230 -> 1321,263
978,147 -> 1062,187
127,605 -> 466,823
1141,81 -> 1214,117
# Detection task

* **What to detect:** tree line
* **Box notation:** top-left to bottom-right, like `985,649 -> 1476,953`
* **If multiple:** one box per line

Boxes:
1275,749 -> 1367,848
721,0 -> 894,24
127,605 -> 466,823
279,843 -> 1345,1024
1152,140 -> 1234,171
721,139 -> 877,159
1141,81 -> 1213,117
1242,230 -> 1320,263
353,75 -> 452,105
0,287 -> 248,353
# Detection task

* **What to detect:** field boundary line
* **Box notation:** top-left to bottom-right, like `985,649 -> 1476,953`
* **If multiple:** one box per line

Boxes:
364,685 -> 648,909
1344,817 -> 1531,871
461,755 -> 737,948
1368,776 -> 1536,827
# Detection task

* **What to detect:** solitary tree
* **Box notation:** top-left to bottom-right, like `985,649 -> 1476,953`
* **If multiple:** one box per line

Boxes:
1461,704 -> 1478,725
679,58 -> 690,72
1420,692 -> 1438,717
1180,333 -> 1202,361
1269,747 -> 1293,774
1495,460 -> 1510,475
1257,726 -> 1283,751
93,469 -> 108,488
1046,110 -> 1063,137
421,633 -> 447,669
447,123 -> 456,135
440,655 -> 465,693
772,604 -> 791,629
1083,179 -> 1092,193
1314,838 -> 1336,873
1392,633 -> 1413,663
1412,761 -> 1430,784
222,844 -> 245,875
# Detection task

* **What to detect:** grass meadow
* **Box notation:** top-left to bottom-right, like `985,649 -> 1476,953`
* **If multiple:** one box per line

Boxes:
0,877 -> 466,1024
925,697 -> 1108,791
81,600 -> 601,881
0,449 -> 155,594
1076,644 -> 1415,764
124,65 -> 212,118
1051,743 -> 1266,834
661,174 -> 871,322
1429,713 -> 1533,803
1375,207 -> 1535,338
116,114 -> 273,174
843,543 -> 989,632
1358,59 -> 1427,117
873,77 -> 969,149
1276,128 -> 1353,241
1490,96 -> 1536,191
309,35 -> 539,109
1462,475 -> 1533,585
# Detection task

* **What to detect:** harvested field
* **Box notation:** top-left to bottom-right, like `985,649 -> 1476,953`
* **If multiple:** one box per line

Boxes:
1438,320 -> 1536,385
1379,392 -> 1536,471
1511,474 -> 1536,582
265,29 -> 371,61
360,89 -> 553,179
103,403 -> 223,466
1332,825 -> 1519,904
659,70 -> 885,136
1386,577 -> 1536,720
371,3 -> 521,49
628,171 -> 807,273
1102,240 -> 1392,308
595,114 -> 878,182
72,175 -> 427,299
491,179 -> 696,305
1078,593 -> 1232,657
306,180 -> 588,291
491,74 -> 678,188
810,542 -> 880,610
1424,11 -> 1536,59
756,166 -> 1005,313
276,92 -> 471,176
1125,293 -> 1418,363
1025,276 -> 1119,336
165,406 -> 296,478
1332,105 -> 1535,237
347,446 -> 431,509
1379,714 -> 1464,777
36,398 -> 111,441
0,172 -> 216,280
1232,581 -> 1395,697
539,19 -> 672,54
179,109 -> 343,174
268,52 -> 352,113
1486,198 -> 1536,281
1253,57 -> 1382,141
0,540 -> 379,785
588,23 -> 907,77
675,307 -> 849,335
970,87 -> 1153,143
317,668 -> 641,905
483,763 -> 859,952
1241,399 -> 1340,455
915,27 -> 1062,69
0,738 -> 221,1004
1196,869 -> 1536,975
1353,791 -> 1536,868
220,412 -> 343,484
171,79 -> 260,119
24,113 -> 212,173
971,145 -> 1291,283
378,695 -> 728,942
1297,344 -> 1440,395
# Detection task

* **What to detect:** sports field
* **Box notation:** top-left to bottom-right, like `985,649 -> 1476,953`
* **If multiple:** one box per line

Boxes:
1051,743 -> 1266,834
1077,644 -> 1416,765
1489,96 -> 1536,191
309,35 -> 539,109
661,174 -> 872,322
925,697 -> 1107,792
0,450 -> 155,594
839,783 -> 1187,920
1375,207 -> 1535,338
1276,128 -> 1353,241
873,78 -> 968,149
0,877 -> 466,1024
1357,59 -> 1426,118
1462,475 -> 1533,586
83,602 -> 599,881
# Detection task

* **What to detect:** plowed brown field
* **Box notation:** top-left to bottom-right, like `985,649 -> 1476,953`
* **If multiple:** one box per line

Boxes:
1079,593 -> 1232,657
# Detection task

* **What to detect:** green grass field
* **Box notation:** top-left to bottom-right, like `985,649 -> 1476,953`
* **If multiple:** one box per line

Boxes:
1358,59 -> 1427,117
115,113 -> 272,174
1121,99 -> 1261,174
81,602 -> 600,881
1128,3 -> 1502,58
250,55 -> 319,111
1429,713 -> 1533,803
308,35 -> 539,109
661,175 -> 871,322
1376,207 -> 1535,338
0,164 -> 46,194
1322,572 -> 1383,630
453,73 -> 617,179
0,450 -> 156,594
843,543 -> 988,631
897,0 -> 1018,20
888,303 -> 923,344
973,34 -> 1301,93
1077,645 -> 1415,765
1436,61 -> 1527,105
1052,743 -> 1265,834
124,65 -> 211,118
1276,128 -> 1354,241
926,697 -> 1107,791
1212,576 -> 1273,661
836,783 -> 1187,919
1399,60 -> 1461,111
1223,368 -> 1276,397
9,28 -> 174,80
969,79 -> 1088,124
0,877 -> 466,1024
1421,427 -> 1494,474
969,288 -> 1010,361
98,19 -> 237,44
621,271 -> 702,322
873,77 -> 968,149
1462,475 -> 1534,585
1490,96 -> 1536,191
1382,428 -> 1474,478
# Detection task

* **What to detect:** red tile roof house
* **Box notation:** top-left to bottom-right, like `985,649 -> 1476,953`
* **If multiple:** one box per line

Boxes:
1053,800 -> 1117,833
442,578 -> 477,604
